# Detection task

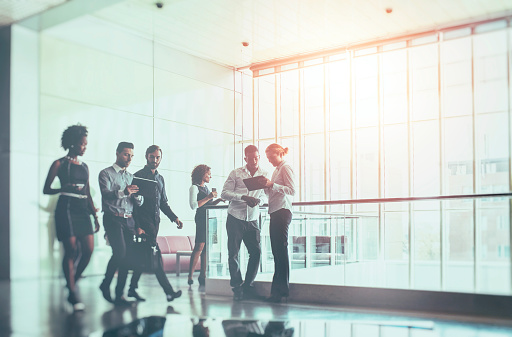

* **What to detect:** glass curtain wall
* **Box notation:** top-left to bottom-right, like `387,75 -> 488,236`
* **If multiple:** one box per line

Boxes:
249,20 -> 512,292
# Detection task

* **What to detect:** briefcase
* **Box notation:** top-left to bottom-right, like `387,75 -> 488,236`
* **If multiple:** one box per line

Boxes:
127,234 -> 162,273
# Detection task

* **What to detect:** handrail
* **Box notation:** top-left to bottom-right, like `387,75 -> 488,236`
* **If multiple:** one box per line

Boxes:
205,192 -> 512,209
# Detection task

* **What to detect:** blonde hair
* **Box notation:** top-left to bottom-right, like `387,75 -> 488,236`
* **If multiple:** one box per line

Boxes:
265,143 -> 289,156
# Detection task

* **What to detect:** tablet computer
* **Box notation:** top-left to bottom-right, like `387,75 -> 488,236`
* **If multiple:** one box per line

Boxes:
132,176 -> 157,199
242,175 -> 267,191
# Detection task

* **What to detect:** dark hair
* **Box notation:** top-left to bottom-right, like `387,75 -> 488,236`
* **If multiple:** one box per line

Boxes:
116,141 -> 134,153
61,124 -> 88,150
191,164 -> 211,185
244,145 -> 259,157
146,145 -> 162,157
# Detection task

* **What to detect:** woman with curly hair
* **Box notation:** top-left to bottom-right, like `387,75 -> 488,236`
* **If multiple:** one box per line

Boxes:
187,164 -> 222,287
43,124 -> 100,310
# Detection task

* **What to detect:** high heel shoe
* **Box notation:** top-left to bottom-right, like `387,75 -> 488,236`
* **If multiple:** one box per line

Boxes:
198,277 -> 205,286
187,278 -> 194,286
68,290 -> 85,311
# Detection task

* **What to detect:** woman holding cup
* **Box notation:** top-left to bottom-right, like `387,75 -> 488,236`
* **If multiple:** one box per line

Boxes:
188,164 -> 222,287
43,124 -> 100,310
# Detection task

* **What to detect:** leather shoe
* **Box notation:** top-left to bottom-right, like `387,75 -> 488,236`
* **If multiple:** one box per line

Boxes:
127,289 -> 146,302
114,296 -> 132,306
99,283 -> 113,303
166,290 -> 182,302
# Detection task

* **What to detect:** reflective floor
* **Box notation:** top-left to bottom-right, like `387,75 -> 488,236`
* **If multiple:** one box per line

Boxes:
1,273 -> 511,337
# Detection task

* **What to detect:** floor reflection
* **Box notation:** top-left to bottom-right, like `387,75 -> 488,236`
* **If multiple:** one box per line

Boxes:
1,275 -> 511,337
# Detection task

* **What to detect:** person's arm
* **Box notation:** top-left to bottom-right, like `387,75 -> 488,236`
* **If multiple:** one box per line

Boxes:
98,170 -> 124,200
160,179 -> 178,222
189,185 -> 199,210
189,185 -> 214,210
220,171 -> 241,201
268,165 -> 296,196
42,160 -> 62,195
85,182 -> 100,233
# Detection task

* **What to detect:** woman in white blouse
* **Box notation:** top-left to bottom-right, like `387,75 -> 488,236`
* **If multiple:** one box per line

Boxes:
188,164 -> 222,287
261,143 -> 296,303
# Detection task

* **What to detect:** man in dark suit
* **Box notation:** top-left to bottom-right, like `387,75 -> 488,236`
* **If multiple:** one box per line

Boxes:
127,145 -> 183,302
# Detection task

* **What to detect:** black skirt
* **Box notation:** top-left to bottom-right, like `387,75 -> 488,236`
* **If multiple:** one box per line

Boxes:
55,195 -> 93,241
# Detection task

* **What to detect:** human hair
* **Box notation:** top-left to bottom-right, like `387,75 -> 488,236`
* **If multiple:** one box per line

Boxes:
244,145 -> 259,157
146,145 -> 162,157
265,143 -> 289,156
191,164 -> 211,185
116,141 -> 134,153
61,124 -> 88,150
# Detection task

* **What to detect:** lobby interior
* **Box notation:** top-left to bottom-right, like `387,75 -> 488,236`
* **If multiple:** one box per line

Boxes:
1,0 -> 512,336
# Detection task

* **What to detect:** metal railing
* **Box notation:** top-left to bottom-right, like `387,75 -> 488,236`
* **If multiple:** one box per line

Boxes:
205,193 -> 512,295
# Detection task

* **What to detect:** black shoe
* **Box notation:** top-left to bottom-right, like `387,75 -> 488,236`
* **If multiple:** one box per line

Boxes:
114,296 -> 132,306
127,289 -> 146,302
198,277 -> 205,286
187,278 -> 194,286
233,287 -> 243,301
99,283 -> 113,303
166,290 -> 182,302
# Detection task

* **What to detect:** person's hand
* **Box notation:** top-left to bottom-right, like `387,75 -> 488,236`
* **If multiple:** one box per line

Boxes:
175,218 -> 183,229
94,218 -> 100,233
137,228 -> 145,235
242,195 -> 259,207
208,191 -> 218,199
258,177 -> 273,188
124,184 -> 139,196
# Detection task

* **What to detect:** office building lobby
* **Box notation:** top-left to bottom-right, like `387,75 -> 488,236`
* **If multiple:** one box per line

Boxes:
1,0 -> 512,336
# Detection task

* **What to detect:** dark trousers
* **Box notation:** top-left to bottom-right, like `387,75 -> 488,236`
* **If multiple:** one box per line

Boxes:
226,214 -> 261,289
129,242 -> 175,295
269,208 -> 292,297
102,214 -> 135,298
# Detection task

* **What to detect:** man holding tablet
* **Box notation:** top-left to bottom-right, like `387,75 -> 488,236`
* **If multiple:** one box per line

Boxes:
221,145 -> 267,301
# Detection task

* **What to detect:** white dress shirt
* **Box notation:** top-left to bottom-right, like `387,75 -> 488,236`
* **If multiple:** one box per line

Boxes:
265,160 -> 296,214
221,165 -> 267,221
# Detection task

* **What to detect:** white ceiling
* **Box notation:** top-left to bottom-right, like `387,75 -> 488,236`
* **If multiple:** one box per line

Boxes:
0,0 -> 67,26
7,0 -> 512,68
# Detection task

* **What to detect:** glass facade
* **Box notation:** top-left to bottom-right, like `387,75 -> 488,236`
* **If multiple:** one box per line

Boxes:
219,20 -> 512,295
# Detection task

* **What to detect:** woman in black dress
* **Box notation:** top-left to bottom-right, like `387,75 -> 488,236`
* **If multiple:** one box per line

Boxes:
43,125 -> 100,310
187,164 -> 222,287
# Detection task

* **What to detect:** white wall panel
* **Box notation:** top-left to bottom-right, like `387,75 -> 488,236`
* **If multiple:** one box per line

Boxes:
154,42 -> 234,91
39,95 -> 153,168
154,69 -> 235,133
42,15 -> 153,65
10,25 -> 40,279
40,36 -> 153,116
153,118 -> 235,178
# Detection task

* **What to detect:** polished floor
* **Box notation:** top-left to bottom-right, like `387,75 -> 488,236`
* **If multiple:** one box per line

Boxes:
1,273 -> 512,337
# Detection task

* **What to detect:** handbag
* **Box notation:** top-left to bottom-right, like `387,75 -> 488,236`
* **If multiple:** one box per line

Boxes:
127,234 -> 162,273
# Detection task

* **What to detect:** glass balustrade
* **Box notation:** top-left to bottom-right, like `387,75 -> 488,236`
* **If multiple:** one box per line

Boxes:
205,193 -> 512,296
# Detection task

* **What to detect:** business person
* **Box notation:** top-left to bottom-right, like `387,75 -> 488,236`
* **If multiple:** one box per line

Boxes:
127,145 -> 183,302
261,143 -> 296,303
188,164 -> 222,288
98,142 -> 143,305
43,124 -> 100,311
221,145 -> 267,300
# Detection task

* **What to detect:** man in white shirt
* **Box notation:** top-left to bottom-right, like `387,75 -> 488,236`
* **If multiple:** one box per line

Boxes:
221,145 -> 267,301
